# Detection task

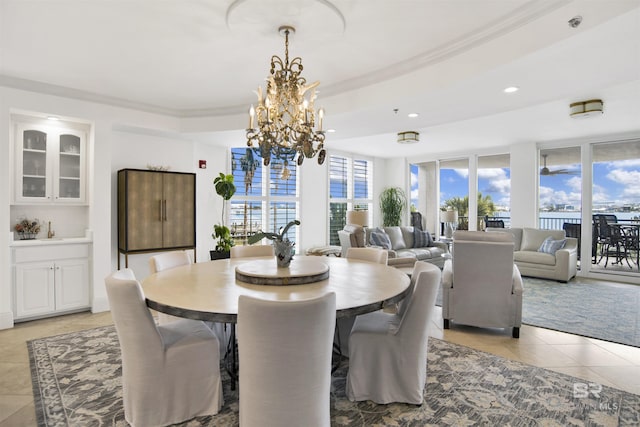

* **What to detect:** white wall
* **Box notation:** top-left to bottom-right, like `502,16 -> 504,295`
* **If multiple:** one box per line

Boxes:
0,93 -> 12,328
510,142 -> 539,228
193,142 -> 227,263
299,158 -> 329,250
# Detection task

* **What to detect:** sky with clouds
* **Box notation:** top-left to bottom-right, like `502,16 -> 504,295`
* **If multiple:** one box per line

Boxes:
410,159 -> 640,213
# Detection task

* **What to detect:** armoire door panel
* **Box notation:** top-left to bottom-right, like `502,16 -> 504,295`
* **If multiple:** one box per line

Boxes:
125,170 -> 164,251
162,173 -> 196,248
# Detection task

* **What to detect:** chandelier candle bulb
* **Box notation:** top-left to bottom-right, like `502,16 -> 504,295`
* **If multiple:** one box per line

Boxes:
249,105 -> 255,129
319,108 -> 324,131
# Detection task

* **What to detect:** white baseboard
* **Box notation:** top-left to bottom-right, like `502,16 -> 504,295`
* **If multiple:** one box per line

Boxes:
0,311 -> 15,330
91,296 -> 110,313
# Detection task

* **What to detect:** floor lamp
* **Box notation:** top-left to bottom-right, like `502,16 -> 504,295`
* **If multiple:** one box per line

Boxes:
443,210 -> 458,238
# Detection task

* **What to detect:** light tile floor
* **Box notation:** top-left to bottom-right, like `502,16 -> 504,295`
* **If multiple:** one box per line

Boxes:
1,307 -> 639,426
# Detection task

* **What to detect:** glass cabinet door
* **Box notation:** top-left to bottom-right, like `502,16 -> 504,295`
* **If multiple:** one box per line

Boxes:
57,134 -> 82,199
21,129 -> 48,199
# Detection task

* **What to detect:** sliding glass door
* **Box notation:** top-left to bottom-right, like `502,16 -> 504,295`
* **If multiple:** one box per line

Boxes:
591,140 -> 640,277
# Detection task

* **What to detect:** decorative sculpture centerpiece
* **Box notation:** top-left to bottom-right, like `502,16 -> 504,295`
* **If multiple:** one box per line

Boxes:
248,220 -> 300,268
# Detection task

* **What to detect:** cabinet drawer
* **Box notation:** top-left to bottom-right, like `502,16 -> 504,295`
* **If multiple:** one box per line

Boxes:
14,244 -> 89,263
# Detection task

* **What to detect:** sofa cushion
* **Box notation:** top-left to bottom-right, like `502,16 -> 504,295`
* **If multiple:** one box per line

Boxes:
413,229 -> 433,247
384,226 -> 406,250
364,227 -> 381,247
538,236 -> 566,254
370,230 -> 392,249
521,228 -> 565,252
486,227 -> 522,250
343,224 -> 365,247
400,226 -> 415,248
515,250 -> 556,266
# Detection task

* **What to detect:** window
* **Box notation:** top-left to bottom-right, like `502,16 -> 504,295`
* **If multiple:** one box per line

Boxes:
328,154 -> 373,245
591,140 -> 640,276
440,158 -> 469,230
230,148 -> 299,245
478,154 -> 511,227
538,147 -> 581,230
410,164 -> 419,211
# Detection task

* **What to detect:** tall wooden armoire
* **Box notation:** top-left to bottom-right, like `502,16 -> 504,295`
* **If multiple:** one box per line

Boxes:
118,169 -> 196,267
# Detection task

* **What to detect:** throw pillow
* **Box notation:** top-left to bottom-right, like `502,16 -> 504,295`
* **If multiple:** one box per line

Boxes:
370,230 -> 392,250
413,229 -> 433,248
538,236 -> 566,254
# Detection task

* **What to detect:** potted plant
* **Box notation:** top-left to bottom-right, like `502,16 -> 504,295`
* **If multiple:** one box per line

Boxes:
248,220 -> 300,267
379,187 -> 407,227
211,172 -> 236,260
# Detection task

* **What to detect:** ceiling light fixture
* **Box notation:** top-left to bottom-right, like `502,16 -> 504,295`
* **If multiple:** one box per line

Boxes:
47,116 -> 59,121
569,99 -> 603,118
246,25 -> 326,171
397,131 -> 420,144
503,86 -> 519,93
407,113 -> 419,118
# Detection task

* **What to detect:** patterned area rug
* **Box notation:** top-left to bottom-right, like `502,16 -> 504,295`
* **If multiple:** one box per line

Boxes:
521,277 -> 640,348
29,325 -> 640,426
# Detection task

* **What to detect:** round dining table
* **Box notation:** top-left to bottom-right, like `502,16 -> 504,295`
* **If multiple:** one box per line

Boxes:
141,255 -> 411,323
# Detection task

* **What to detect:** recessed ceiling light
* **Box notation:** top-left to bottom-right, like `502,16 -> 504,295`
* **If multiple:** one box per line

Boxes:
326,129 -> 336,133
47,116 -> 59,121
407,113 -> 419,118
503,86 -> 519,93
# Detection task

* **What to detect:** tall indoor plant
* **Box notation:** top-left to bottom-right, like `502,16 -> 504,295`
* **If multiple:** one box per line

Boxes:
211,172 -> 236,259
379,187 -> 407,227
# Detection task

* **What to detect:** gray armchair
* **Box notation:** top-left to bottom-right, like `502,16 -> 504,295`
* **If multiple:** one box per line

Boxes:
442,230 -> 523,338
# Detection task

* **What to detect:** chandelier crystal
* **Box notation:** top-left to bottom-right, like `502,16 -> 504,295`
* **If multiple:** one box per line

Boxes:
246,26 -> 327,170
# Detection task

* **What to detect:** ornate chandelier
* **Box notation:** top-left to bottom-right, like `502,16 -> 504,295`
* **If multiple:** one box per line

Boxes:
246,26 -> 327,170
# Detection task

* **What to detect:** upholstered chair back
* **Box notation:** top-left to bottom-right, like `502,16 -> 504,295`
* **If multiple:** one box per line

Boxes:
238,293 -> 336,427
149,250 -> 192,274
346,247 -> 388,264
106,269 -> 164,357
105,268 -> 223,426
345,261 -> 440,405
148,251 -> 192,325
450,230 -> 516,326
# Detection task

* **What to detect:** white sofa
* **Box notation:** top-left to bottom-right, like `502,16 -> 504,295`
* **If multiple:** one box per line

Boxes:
487,227 -> 578,282
338,225 -> 449,268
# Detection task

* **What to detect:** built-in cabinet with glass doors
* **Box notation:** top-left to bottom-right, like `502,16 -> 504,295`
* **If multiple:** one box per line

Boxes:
14,123 -> 86,204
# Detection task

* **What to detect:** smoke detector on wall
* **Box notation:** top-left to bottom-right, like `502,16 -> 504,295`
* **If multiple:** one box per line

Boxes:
569,99 -> 603,119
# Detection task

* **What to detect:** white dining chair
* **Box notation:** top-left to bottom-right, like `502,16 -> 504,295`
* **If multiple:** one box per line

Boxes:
345,247 -> 388,264
105,269 -> 223,426
149,251 -> 192,325
149,250 -> 228,356
238,293 -> 336,427
337,246 -> 389,354
346,261 -> 440,405
230,244 -> 275,258
149,250 -> 192,274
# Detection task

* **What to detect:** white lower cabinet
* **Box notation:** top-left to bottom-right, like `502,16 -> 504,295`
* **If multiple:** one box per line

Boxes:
13,243 -> 90,320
